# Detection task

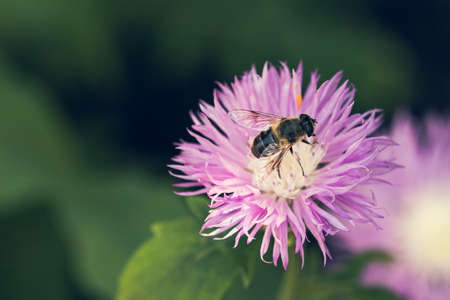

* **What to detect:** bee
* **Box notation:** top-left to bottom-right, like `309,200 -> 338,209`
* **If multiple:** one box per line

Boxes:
229,110 -> 317,177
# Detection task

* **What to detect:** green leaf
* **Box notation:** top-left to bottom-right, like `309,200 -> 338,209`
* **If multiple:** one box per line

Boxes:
231,239 -> 259,289
185,196 -> 210,221
336,250 -> 392,281
184,195 -> 259,289
351,286 -> 400,300
276,243 -> 399,300
238,254 -> 256,289
0,60 -> 189,297
119,0 -> 414,114
0,203 -> 78,300
117,217 -> 240,300
223,258 -> 284,300
57,170 -> 186,297
0,0 -> 120,84
0,61 -> 81,208
0,60 -> 188,297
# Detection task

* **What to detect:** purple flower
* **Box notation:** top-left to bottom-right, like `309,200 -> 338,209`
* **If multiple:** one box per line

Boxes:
340,114 -> 450,299
169,62 -> 397,269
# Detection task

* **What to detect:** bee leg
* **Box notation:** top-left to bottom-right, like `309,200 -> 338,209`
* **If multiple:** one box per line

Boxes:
299,160 -> 305,177
302,139 -> 318,145
266,149 -> 287,179
274,150 -> 286,178
292,150 -> 306,177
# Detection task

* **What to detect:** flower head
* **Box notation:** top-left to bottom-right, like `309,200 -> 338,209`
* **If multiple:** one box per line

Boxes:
340,114 -> 450,299
170,62 -> 397,269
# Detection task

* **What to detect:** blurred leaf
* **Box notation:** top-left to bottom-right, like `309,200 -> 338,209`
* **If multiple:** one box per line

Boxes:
0,0 -> 416,113
276,245 -> 399,300
0,62 -> 81,207
185,196 -> 209,220
231,240 -> 259,289
117,217 -> 240,300
0,203 -> 78,300
117,0 -> 414,113
335,250 -> 391,281
57,170 -> 186,297
185,196 -> 258,288
223,256 -> 284,300
238,252 -> 257,289
0,61 -> 188,297
351,287 -> 400,300
0,0 -> 120,84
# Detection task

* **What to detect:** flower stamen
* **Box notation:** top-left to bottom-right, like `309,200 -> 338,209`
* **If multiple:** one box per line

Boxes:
248,140 -> 325,200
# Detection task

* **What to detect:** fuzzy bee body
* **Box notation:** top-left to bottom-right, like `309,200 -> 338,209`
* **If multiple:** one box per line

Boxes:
251,118 -> 299,158
251,116 -> 316,158
230,110 -> 317,176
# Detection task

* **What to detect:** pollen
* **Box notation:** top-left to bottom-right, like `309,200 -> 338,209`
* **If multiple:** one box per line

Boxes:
248,139 -> 325,200
296,93 -> 302,109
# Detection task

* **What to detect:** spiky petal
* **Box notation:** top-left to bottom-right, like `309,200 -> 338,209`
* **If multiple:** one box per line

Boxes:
340,114 -> 450,299
170,62 -> 397,269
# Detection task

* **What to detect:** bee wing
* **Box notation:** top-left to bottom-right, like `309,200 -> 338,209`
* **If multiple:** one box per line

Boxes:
265,146 -> 290,175
229,109 -> 283,130
260,144 -> 281,157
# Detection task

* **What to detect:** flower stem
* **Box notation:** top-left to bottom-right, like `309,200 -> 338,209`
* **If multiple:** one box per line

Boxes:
276,248 -> 302,300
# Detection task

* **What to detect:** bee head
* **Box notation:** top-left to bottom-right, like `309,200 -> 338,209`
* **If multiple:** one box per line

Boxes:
299,114 -> 317,137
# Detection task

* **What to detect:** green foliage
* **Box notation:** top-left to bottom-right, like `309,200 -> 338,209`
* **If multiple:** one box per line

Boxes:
184,196 -> 259,289
0,0 -> 414,113
235,242 -> 258,289
185,196 -> 258,288
0,0 -> 120,84
0,62 -> 187,297
0,60 -> 80,207
276,247 -> 399,300
117,217 -> 241,300
124,0 -> 414,113
117,219 -> 398,300
222,256 -> 285,300
0,204 -> 78,300
185,196 -> 210,221
335,250 -> 391,282
57,171 -> 186,296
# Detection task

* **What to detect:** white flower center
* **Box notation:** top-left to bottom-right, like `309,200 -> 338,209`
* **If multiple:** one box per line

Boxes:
248,139 -> 325,199
398,185 -> 450,278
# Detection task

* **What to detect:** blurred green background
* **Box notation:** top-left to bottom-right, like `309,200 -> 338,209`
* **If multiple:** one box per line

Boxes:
0,1 -> 449,299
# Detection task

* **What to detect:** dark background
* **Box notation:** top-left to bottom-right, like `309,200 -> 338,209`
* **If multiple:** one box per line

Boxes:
0,1 -> 449,299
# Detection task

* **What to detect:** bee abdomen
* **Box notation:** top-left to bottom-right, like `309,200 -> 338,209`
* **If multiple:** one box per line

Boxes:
251,128 -> 279,158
